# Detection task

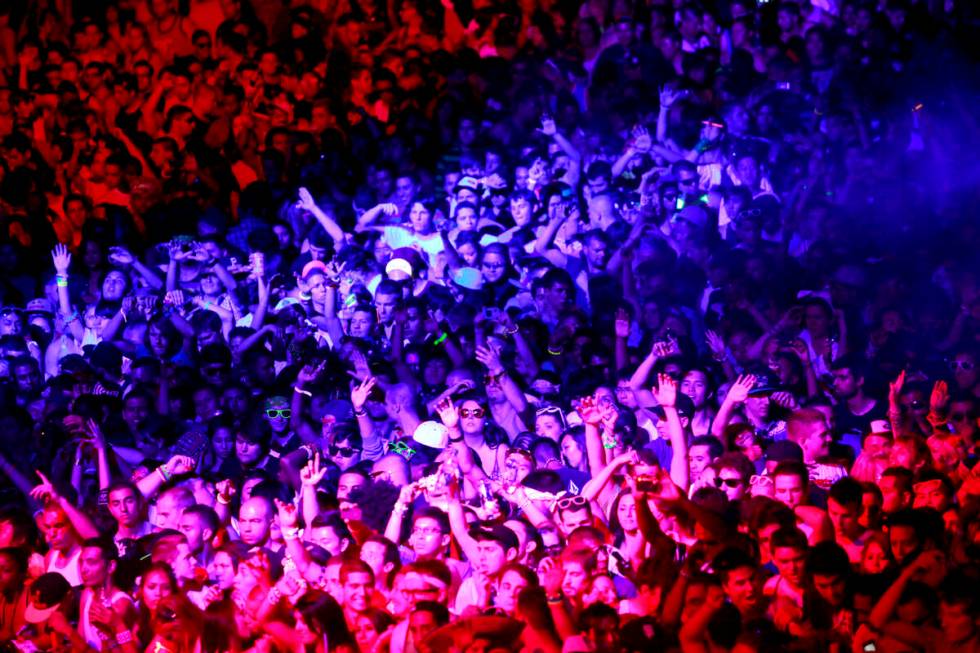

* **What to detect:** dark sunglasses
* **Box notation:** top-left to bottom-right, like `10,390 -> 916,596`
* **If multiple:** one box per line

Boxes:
266,409 -> 291,419
714,477 -> 743,489
460,408 -> 485,419
949,360 -> 975,371
329,445 -> 358,457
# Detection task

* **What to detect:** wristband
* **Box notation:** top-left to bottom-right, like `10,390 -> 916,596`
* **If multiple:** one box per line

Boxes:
505,326 -> 518,335
547,346 -> 563,356
216,494 -> 231,505
157,466 -> 171,483
56,275 -> 69,288
294,386 -> 312,397
546,592 -> 564,604
203,300 -> 212,311
116,631 -> 133,645
353,407 -> 367,416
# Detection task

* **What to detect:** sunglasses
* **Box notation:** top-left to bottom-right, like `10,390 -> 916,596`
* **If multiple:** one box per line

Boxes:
460,408 -> 485,419
555,495 -> 588,511
329,445 -> 357,457
949,360 -> 975,371
266,409 -> 291,419
389,440 -> 416,460
713,477 -> 743,489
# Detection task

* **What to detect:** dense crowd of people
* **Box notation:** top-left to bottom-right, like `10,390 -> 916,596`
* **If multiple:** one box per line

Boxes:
0,0 -> 979,650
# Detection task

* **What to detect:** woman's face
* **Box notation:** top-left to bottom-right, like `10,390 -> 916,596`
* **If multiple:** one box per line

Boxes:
459,400 -> 486,437
200,272 -> 221,297
212,427 -> 234,460
616,494 -> 638,532
481,252 -> 506,283
141,569 -> 173,612
560,435 -> 584,469
458,242 -> 478,266
102,270 -> 127,300
409,202 -> 432,234
535,414 -> 563,441
354,615 -> 381,650
148,324 -> 168,356
85,307 -> 109,335
236,436 -> 262,465
861,540 -> 889,575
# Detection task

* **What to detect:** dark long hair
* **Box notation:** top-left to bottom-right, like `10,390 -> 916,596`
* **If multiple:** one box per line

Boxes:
295,592 -> 359,653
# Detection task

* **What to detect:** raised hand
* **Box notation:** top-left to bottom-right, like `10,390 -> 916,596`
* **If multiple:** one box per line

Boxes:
296,362 -> 326,387
300,452 -> 327,487
216,479 -> 237,503
166,455 -> 196,476
475,345 -> 504,375
435,397 -> 460,429
653,373 -> 677,408
30,470 -> 59,504
274,498 -> 299,529
539,557 -> 563,596
929,380 -> 949,415
770,392 -> 799,410
350,376 -> 376,411
376,203 -> 399,216
888,370 -> 906,407
538,114 -> 557,137
577,395 -> 603,426
631,124 -> 652,153
296,187 -> 317,211
85,419 -> 107,451
51,243 -> 71,275
724,374 -> 756,405
108,246 -> 134,267
705,329 -> 726,356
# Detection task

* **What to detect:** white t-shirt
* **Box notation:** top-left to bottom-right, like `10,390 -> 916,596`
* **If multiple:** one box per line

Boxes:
383,227 -> 445,267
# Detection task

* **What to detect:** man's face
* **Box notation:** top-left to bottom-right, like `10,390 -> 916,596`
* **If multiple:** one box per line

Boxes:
410,517 -> 445,558
681,371 -> 709,408
179,513 -> 211,555
360,541 -> 389,579
559,507 -> 592,536
723,566 -> 761,614
687,444 -> 711,480
772,546 -> 806,587
108,488 -> 141,528
828,498 -> 862,539
375,292 -> 398,325
79,547 -> 109,587
800,421 -> 831,461
585,237 -> 608,269
476,540 -> 509,577
562,560 -> 589,597
343,571 -> 373,613
41,509 -> 74,551
813,573 -> 846,607
154,493 -> 183,531
238,499 -> 271,547
879,476 -> 909,513
774,474 -> 805,509
832,368 -> 861,399
311,526 -> 344,556
337,472 -> 365,501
